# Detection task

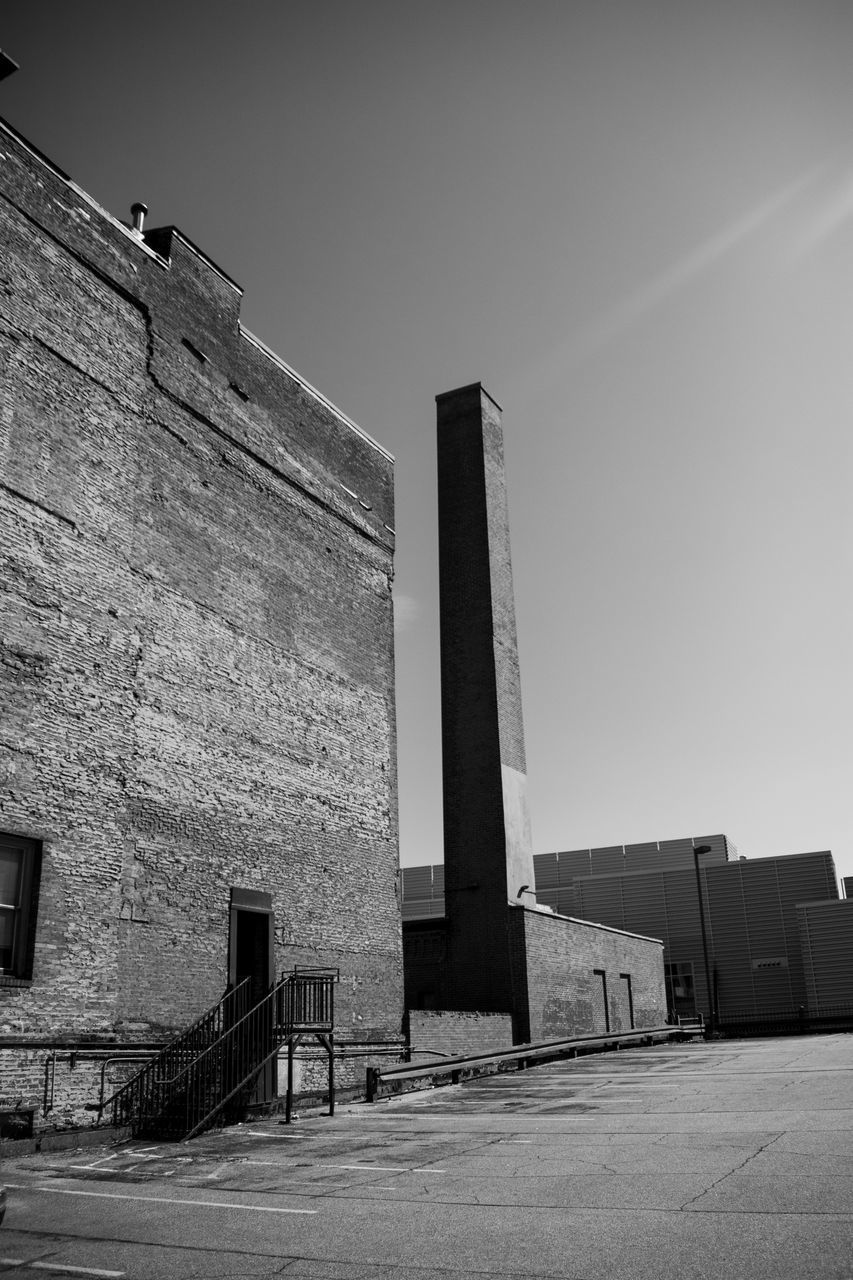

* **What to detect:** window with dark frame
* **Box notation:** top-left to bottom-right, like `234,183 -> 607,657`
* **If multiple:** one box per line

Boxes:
0,833 -> 41,981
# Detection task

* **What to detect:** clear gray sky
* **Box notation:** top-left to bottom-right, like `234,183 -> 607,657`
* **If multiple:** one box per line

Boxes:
4,2 -> 853,884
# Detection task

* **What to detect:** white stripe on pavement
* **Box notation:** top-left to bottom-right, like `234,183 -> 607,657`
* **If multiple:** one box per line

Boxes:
5,1185 -> 316,1215
320,1164 -> 446,1174
1,1260 -> 124,1278
244,1130 -> 306,1138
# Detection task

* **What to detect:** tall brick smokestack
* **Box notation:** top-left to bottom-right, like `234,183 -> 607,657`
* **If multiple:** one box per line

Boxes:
437,382 -> 535,1012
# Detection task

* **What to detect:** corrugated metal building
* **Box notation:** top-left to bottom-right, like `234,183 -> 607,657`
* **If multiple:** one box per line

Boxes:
401,865 -> 445,921
534,838 -> 844,1020
401,836 -> 852,1021
797,899 -> 853,1012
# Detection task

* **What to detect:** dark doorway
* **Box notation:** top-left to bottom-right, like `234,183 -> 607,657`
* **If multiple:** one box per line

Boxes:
228,889 -> 276,1104
233,909 -> 273,1005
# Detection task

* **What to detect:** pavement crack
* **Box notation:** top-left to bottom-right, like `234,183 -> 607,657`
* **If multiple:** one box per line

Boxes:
679,1132 -> 784,1211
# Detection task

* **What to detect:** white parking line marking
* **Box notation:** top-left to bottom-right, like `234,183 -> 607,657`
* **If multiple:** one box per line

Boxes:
321,1164 -> 446,1174
1,1260 -> 124,1278
554,1068 -> 853,1078
67,1154 -> 118,1172
246,1130 -> 306,1138
5,1185 -> 316,1215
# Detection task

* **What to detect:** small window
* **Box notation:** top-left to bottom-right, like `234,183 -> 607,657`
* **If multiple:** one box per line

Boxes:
665,960 -> 696,1015
0,833 -> 41,981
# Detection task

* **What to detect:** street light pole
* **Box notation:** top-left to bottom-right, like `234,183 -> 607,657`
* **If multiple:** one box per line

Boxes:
693,843 -> 714,1035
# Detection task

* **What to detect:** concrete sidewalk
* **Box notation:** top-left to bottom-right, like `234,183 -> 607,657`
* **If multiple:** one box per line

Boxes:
2,1033 -> 852,1278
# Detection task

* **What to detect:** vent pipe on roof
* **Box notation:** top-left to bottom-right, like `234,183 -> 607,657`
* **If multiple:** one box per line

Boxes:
130,202 -> 148,237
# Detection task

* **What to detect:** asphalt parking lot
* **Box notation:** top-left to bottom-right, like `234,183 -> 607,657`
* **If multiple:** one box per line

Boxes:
1,1032 -> 852,1279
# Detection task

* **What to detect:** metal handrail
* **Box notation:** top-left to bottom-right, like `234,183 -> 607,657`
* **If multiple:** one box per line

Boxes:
366,1023 -> 702,1102
110,970 -> 337,1141
107,978 -> 251,1131
179,970 -> 337,1140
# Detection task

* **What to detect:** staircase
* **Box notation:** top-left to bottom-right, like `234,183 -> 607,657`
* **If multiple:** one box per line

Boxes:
108,969 -> 336,1140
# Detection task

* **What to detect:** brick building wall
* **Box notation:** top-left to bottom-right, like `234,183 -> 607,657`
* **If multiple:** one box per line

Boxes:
0,117 -> 403,1130
407,1009 -> 514,1058
403,907 -> 665,1048
508,906 -> 666,1043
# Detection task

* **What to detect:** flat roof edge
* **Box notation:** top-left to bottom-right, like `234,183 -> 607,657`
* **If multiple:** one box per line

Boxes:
0,116 -> 167,265
157,226 -> 244,293
0,118 -> 393,465
239,326 -> 394,462
511,901 -> 664,945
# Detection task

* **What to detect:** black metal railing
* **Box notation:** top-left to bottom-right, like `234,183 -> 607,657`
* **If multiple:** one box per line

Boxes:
279,966 -> 335,1031
107,968 -> 338,1141
108,978 -> 251,1135
176,976 -> 287,1140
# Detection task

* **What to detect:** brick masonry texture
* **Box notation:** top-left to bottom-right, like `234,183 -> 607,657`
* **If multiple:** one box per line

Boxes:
509,907 -> 667,1043
0,119 -> 403,1129
408,1010 -> 513,1058
404,910 -> 666,1046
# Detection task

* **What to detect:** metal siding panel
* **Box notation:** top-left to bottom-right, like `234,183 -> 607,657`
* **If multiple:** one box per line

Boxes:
575,879 -> 625,930
797,901 -> 853,1008
555,887 -> 579,917
707,867 -> 760,1014
692,835 -> 730,864
623,873 -> 668,942
559,849 -> 594,881
662,868 -> 703,950
402,867 -> 433,896
533,853 -> 559,890
590,846 -> 625,875
658,838 -> 696,868
624,843 -> 664,872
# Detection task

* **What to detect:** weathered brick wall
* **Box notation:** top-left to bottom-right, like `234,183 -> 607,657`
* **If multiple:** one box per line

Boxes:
0,119 -> 403,1128
510,905 -> 666,1043
407,1009 -> 514,1058
0,1048 -> 145,1134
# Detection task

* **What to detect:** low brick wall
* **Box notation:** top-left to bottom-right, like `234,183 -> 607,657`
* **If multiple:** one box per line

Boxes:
0,1046 -> 151,1136
407,1009 -> 514,1059
510,904 -> 666,1043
